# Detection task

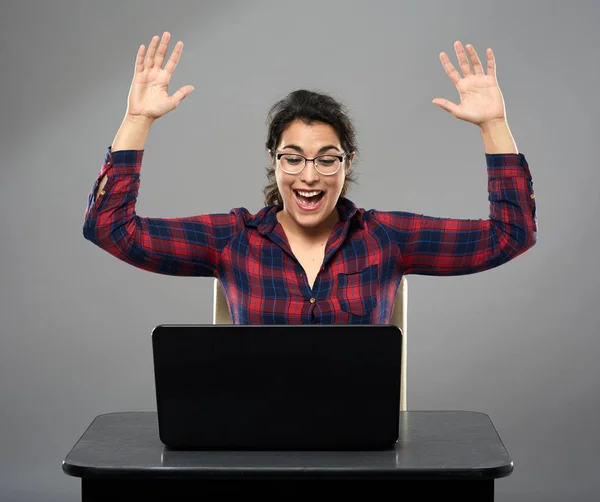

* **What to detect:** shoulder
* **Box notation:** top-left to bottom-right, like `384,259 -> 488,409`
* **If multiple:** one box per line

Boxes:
338,196 -> 399,217
227,204 -> 280,232
338,197 -> 416,232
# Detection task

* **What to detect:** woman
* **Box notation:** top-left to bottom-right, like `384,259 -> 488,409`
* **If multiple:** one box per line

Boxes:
84,32 -> 537,324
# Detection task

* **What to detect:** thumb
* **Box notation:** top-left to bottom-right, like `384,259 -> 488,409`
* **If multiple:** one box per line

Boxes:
432,98 -> 459,115
172,85 -> 195,108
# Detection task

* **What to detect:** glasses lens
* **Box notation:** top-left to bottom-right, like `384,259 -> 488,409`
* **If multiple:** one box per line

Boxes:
279,154 -> 305,174
316,155 -> 341,175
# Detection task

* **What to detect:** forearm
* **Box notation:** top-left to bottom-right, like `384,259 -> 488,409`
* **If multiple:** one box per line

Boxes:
112,113 -> 154,151
95,115 -> 155,201
479,119 -> 518,154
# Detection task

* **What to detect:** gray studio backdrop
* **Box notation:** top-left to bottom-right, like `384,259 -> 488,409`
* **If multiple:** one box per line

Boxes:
1,1 -> 598,501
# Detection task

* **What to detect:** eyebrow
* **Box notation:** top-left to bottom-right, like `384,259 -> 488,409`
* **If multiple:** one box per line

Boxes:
280,144 -> 341,154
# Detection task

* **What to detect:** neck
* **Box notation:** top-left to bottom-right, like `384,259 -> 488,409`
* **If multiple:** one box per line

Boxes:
277,208 -> 339,243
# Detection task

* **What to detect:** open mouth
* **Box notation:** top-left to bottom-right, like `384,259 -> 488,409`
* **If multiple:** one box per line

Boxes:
294,190 -> 325,211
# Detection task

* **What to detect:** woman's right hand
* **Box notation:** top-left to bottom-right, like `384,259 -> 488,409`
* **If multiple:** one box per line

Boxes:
125,32 -> 195,121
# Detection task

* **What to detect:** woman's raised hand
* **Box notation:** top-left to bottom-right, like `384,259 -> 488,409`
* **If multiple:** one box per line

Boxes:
432,41 -> 506,127
125,32 -> 195,121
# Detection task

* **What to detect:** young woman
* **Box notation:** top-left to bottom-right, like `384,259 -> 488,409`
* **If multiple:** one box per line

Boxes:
83,32 -> 537,324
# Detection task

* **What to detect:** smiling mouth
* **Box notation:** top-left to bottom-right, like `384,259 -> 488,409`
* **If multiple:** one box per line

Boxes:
294,190 -> 325,209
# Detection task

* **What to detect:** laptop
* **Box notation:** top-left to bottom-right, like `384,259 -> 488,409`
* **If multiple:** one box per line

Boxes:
151,324 -> 402,451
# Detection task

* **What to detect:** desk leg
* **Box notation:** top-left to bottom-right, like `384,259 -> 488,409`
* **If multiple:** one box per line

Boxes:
82,478 -> 495,501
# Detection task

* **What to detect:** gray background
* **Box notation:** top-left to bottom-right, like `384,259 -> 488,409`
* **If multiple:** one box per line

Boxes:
1,0 -> 598,500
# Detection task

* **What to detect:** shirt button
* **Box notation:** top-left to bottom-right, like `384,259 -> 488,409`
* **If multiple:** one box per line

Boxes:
99,190 -> 106,196
530,193 -> 535,199
310,298 -> 316,304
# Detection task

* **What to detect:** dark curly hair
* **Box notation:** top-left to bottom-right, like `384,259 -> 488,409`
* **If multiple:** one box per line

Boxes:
263,89 -> 359,206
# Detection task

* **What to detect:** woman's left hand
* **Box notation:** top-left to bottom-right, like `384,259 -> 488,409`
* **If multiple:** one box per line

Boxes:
432,41 -> 507,127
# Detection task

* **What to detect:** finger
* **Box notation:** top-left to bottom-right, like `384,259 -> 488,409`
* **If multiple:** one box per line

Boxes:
487,48 -> 496,79
439,52 -> 462,86
144,35 -> 160,69
171,85 -> 195,108
465,44 -> 484,75
164,41 -> 184,75
432,98 -> 460,116
454,41 -> 473,76
134,44 -> 145,74
154,31 -> 171,69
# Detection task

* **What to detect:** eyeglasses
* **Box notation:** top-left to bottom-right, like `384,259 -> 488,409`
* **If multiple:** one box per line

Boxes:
274,151 -> 348,176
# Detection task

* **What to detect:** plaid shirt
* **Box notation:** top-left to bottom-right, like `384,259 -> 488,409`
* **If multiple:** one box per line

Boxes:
83,147 -> 537,324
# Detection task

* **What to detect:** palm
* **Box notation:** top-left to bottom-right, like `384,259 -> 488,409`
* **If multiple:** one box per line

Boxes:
433,41 -> 506,126
126,32 -> 194,120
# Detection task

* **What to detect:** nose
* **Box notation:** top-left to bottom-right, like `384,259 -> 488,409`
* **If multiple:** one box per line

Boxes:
300,160 -> 320,183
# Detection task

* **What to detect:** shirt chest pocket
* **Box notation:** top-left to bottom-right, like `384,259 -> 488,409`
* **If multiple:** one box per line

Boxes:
337,264 -> 379,317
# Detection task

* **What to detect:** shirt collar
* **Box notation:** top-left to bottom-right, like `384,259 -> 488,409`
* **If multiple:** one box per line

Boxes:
246,197 -> 364,235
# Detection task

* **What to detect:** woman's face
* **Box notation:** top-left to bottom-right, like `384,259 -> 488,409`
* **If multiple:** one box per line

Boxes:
271,119 -> 353,233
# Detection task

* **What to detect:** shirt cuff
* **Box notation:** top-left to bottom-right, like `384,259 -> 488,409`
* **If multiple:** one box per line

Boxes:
486,152 -> 532,179
100,145 -> 144,177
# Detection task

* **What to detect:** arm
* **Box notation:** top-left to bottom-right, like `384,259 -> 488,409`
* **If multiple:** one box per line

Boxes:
95,31 -> 193,200
94,115 -> 154,201
84,32 -> 235,276
374,148 -> 537,276
84,147 -> 241,276
379,41 -> 536,274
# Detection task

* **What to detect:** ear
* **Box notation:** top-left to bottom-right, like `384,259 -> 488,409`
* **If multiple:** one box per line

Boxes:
346,151 -> 355,169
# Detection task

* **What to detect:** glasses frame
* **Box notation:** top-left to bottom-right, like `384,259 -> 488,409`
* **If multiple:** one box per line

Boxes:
274,151 -> 349,176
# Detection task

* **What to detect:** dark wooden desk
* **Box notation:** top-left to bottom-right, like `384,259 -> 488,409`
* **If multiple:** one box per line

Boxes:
62,410 -> 513,501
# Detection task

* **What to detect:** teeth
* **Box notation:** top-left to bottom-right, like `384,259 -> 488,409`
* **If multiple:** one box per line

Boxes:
295,190 -> 322,198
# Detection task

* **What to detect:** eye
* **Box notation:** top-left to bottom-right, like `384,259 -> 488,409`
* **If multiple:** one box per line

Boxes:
318,156 -> 337,166
282,155 -> 303,165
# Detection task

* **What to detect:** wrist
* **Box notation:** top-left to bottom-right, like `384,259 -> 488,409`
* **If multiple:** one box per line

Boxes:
479,118 -> 508,133
123,114 -> 156,128
479,119 -> 518,154
111,114 -> 154,152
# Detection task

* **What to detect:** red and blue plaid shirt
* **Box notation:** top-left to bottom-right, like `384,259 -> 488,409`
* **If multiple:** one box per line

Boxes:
83,147 -> 537,324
